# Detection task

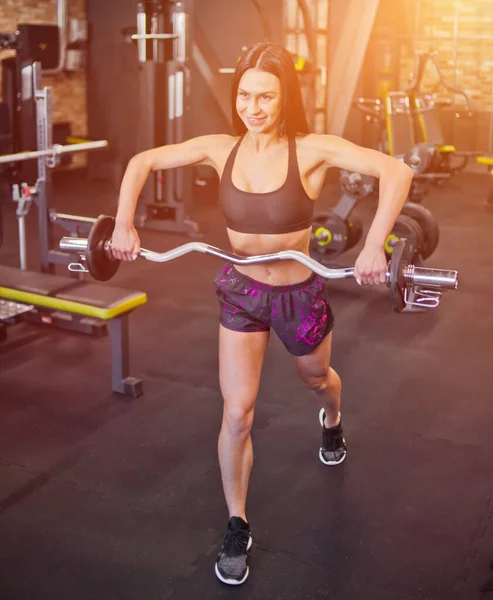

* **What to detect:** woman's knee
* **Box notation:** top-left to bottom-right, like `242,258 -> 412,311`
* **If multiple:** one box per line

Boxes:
222,403 -> 255,438
302,366 -> 341,394
304,374 -> 329,393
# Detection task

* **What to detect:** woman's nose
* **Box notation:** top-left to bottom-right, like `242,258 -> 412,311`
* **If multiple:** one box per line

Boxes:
248,99 -> 260,114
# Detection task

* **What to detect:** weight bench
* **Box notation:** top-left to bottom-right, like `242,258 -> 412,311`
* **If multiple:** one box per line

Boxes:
476,156 -> 493,205
0,265 -> 147,397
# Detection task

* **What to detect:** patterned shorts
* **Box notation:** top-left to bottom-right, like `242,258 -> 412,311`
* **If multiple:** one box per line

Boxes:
213,264 -> 335,357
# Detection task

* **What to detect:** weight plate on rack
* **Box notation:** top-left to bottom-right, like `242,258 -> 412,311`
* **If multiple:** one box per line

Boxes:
401,202 -> 439,260
384,214 -> 424,261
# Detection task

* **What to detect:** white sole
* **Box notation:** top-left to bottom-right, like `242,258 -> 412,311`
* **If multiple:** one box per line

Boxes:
319,446 -> 347,466
214,534 -> 252,585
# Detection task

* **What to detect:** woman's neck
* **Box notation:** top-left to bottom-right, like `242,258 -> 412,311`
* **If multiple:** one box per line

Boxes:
243,130 -> 284,153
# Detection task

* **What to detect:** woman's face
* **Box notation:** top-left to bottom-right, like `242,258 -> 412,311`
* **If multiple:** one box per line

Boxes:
236,68 -> 282,134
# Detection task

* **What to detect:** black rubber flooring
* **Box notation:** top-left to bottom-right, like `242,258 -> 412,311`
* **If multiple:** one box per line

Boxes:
1,169 -> 493,600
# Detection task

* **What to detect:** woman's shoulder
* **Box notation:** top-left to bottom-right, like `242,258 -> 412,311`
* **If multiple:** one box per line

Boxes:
205,134 -> 242,158
187,134 -> 240,173
295,133 -> 341,149
190,133 -> 238,149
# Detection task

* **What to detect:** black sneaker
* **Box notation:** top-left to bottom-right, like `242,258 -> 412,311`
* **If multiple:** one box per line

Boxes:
214,516 -> 252,585
319,408 -> 347,465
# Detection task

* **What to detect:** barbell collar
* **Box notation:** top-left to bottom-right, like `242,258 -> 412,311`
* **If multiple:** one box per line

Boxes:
405,265 -> 458,290
60,237 -> 89,253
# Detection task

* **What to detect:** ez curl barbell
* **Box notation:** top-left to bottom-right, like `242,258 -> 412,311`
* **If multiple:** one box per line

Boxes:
59,215 -> 458,313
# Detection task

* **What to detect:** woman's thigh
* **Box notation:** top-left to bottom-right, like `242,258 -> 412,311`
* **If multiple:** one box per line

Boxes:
219,325 -> 270,412
294,331 -> 333,384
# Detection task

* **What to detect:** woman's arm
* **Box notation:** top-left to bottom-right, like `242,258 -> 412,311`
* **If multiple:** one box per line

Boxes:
312,135 -> 414,284
115,134 -> 227,228
313,134 -> 414,246
111,134 -> 229,261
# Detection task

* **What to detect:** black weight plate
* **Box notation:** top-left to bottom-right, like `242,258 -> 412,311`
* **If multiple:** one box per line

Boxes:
340,170 -> 378,199
345,215 -> 363,250
310,212 -> 349,259
401,202 -> 439,260
384,214 -> 424,260
389,238 -> 412,313
86,215 -> 120,281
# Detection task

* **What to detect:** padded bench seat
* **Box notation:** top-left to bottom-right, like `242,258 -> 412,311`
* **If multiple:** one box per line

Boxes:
0,265 -> 147,319
0,265 -> 147,397
477,156 -> 493,167
438,145 -> 456,153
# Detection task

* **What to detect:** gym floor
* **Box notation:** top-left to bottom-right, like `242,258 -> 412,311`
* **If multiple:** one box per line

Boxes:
0,167 -> 492,600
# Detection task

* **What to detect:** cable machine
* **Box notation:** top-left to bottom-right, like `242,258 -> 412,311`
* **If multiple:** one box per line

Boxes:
130,0 -> 199,235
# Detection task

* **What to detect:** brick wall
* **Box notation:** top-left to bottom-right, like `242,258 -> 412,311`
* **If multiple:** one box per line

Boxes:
369,0 -> 493,151
1,0 -> 88,165
399,0 -> 493,114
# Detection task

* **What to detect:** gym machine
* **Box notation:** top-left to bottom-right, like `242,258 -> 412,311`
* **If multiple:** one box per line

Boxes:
0,60 -> 109,335
125,0 -> 199,235
406,51 -> 480,174
1,24 -> 60,187
0,61 -> 108,274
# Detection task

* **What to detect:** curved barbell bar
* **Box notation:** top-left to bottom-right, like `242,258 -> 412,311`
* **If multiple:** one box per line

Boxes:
59,236 -> 458,291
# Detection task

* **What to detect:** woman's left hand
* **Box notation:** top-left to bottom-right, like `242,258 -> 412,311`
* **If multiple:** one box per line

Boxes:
354,244 -> 388,285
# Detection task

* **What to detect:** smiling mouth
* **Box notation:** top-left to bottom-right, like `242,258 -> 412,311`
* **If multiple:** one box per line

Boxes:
246,116 -> 266,124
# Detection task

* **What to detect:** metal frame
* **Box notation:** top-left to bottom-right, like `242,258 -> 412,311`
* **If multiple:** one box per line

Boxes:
0,60 -> 143,396
134,1 -> 199,235
109,314 -> 143,398
0,61 -> 108,273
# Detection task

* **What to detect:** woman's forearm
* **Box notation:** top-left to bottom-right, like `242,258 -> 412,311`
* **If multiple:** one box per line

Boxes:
115,154 -> 152,228
365,165 -> 414,248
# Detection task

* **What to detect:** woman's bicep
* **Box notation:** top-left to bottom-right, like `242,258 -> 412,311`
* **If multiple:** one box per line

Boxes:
317,135 -> 405,178
141,135 -> 219,171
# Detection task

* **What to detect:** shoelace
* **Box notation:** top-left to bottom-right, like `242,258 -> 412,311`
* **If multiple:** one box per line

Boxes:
222,529 -> 250,556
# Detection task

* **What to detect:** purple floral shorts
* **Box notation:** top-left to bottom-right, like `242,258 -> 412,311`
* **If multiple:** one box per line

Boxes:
213,264 -> 335,357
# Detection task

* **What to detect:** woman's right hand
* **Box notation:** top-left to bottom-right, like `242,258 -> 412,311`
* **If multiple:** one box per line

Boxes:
110,223 -> 141,262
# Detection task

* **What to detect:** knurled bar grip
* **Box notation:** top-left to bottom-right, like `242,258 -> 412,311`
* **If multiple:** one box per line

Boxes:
59,237 -> 458,290
0,140 -> 109,165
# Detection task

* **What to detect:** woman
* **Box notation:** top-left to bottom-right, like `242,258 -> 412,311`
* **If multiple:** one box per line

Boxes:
111,42 -> 414,585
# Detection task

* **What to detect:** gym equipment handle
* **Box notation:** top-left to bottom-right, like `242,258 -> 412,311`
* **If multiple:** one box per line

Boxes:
59,236 -> 458,290
131,34 -> 178,40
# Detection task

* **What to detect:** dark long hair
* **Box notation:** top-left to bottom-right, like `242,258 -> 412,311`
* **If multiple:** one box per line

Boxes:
231,42 -> 310,137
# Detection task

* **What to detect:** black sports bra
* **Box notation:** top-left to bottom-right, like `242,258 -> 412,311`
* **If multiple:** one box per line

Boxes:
218,136 -> 314,234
